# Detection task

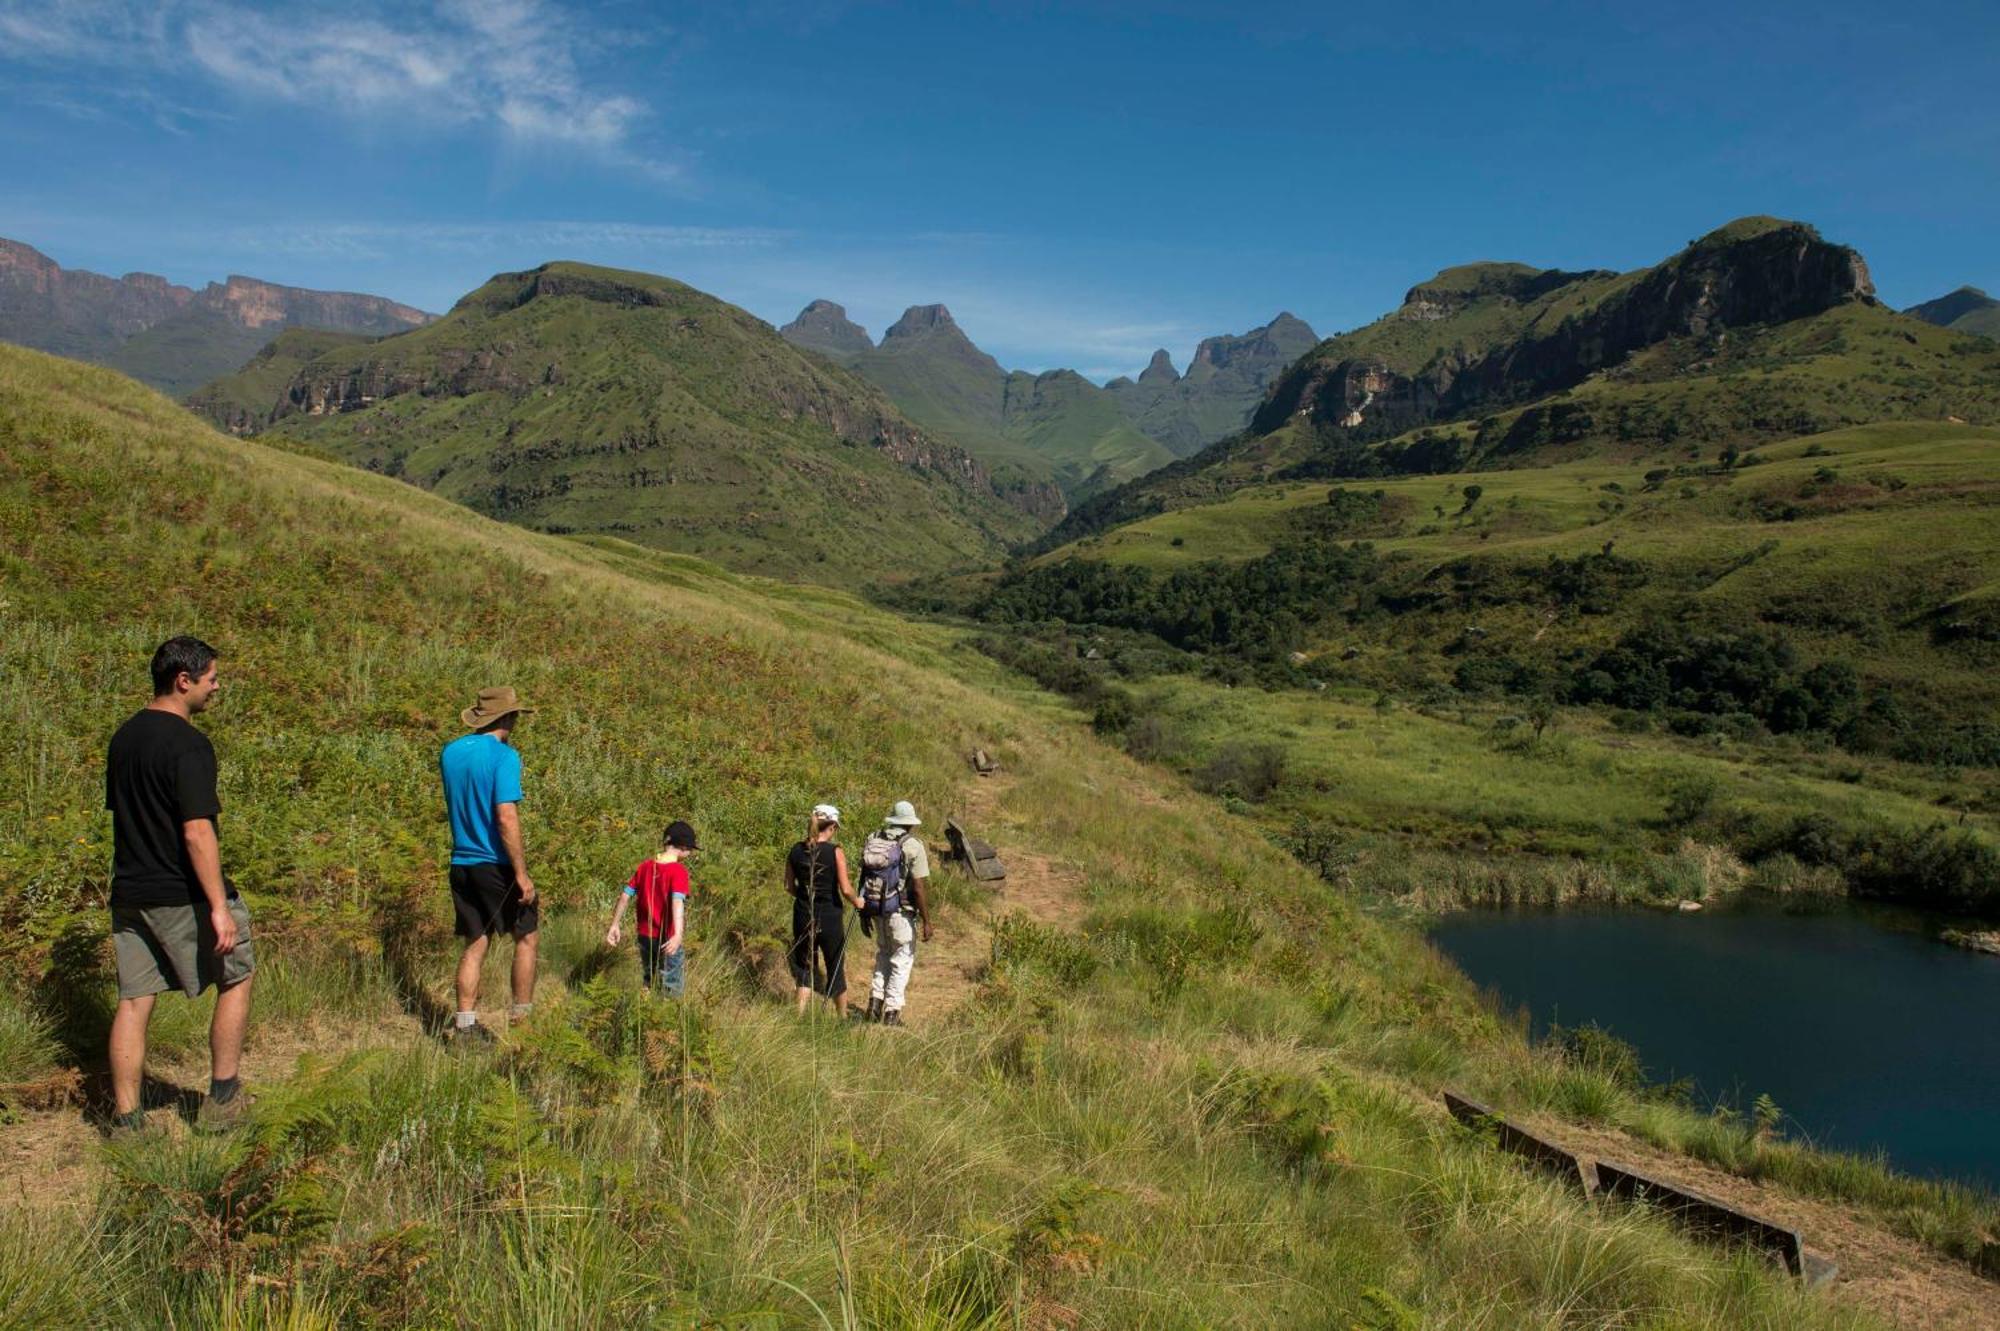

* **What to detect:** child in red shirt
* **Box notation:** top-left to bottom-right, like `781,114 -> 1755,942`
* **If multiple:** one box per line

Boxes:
605,820 -> 698,996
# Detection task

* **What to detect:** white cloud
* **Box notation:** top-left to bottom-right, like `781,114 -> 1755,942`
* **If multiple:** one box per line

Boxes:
0,0 -> 676,178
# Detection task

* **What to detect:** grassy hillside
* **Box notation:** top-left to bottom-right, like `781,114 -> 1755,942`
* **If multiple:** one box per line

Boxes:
97,310 -> 280,399
6,344 -> 1970,1326
976,419 -> 2000,916
190,263 -> 1043,587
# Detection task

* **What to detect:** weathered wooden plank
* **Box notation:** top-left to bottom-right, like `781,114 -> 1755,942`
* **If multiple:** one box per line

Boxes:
1594,1159 -> 1806,1276
1442,1090 -> 1595,1193
944,818 -> 1007,882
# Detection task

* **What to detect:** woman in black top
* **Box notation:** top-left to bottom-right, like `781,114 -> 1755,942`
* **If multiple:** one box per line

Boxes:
787,803 -> 859,1017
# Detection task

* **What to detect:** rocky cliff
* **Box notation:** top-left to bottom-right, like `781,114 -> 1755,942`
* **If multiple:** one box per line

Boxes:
1254,219 -> 1874,438
1108,311 -> 1318,455
0,236 -> 431,396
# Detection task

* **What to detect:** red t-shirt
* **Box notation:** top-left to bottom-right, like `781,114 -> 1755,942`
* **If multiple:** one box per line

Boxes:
625,858 -> 690,939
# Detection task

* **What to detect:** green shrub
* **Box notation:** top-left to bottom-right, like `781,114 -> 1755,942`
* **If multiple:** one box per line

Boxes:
1194,741 -> 1288,802
990,913 -> 1099,988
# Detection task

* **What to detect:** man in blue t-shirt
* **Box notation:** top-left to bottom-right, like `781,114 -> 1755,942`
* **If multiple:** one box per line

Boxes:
439,686 -> 540,1043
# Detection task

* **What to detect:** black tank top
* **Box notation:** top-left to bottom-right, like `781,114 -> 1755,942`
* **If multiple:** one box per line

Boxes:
788,840 -> 842,905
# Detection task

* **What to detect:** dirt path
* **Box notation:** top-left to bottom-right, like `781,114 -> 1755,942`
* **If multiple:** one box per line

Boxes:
901,769 -> 1090,1030
1,1012 -> 424,1216
1522,1113 -> 1999,1330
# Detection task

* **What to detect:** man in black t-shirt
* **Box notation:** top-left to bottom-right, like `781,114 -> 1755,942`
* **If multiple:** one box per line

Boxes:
104,635 -> 256,1135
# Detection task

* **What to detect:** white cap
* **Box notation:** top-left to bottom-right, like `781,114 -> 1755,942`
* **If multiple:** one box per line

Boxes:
812,803 -> 841,824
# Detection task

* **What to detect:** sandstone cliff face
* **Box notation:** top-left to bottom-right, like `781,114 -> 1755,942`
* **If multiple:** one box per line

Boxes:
0,236 -> 432,393
208,274 -> 429,332
1254,221 -> 1875,439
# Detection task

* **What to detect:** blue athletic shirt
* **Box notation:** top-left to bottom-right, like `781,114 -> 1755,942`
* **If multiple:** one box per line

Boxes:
440,732 -> 525,866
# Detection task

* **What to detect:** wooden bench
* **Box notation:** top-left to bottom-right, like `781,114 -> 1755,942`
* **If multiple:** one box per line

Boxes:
944,817 -> 1006,882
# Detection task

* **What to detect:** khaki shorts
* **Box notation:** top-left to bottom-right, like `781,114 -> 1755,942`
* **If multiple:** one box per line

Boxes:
111,899 -> 257,999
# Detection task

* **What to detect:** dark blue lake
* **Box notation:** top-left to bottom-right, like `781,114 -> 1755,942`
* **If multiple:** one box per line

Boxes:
1429,899 -> 2000,1191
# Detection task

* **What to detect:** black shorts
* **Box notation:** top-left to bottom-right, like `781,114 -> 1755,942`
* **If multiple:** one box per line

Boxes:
450,862 -> 540,940
788,897 -> 848,996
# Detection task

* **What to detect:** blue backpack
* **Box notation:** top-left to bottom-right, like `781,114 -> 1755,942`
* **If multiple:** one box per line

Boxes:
858,832 -> 905,917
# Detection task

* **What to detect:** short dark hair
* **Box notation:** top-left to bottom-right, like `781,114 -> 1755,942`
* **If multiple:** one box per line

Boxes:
150,635 -> 219,696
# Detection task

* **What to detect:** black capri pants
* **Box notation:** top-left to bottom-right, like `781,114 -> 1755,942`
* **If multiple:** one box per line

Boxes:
789,897 -> 848,996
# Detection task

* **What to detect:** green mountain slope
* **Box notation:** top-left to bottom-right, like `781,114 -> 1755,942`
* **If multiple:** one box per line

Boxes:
1044,218 -> 2000,547
1105,312 -> 1319,455
189,262 -> 1045,585
1905,285 -> 2000,340
784,301 -> 1175,504
984,418 -> 2000,899
0,236 -> 431,396
184,327 -> 376,434
3,342 -> 1938,1327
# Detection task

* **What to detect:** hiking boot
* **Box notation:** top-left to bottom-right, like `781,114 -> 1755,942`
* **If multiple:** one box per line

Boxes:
880,1008 -> 904,1028
450,1020 -> 498,1047
195,1090 -> 255,1135
865,997 -> 884,1023
107,1110 -> 159,1141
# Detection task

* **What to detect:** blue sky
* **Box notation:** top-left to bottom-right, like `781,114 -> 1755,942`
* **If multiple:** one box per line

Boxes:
2,0 -> 1995,379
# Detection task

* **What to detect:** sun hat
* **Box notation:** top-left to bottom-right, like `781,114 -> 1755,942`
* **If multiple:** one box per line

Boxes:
885,800 -> 921,827
462,686 -> 535,731
663,820 -> 700,850
812,803 -> 841,825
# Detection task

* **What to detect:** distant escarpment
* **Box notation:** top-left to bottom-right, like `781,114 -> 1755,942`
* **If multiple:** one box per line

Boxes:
0,236 -> 431,396
1107,312 -> 1318,455
788,298 -> 1171,505
1255,219 -> 1873,440
1036,218 -> 2000,550
195,262 -> 1048,585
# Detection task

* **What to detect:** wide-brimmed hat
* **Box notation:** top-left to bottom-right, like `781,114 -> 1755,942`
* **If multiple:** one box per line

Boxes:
885,800 -> 921,827
462,686 -> 536,731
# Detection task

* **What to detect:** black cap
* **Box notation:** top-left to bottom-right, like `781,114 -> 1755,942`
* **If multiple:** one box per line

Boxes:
663,820 -> 700,850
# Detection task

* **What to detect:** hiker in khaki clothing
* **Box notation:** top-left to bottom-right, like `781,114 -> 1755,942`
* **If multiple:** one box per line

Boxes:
862,800 -> 933,1026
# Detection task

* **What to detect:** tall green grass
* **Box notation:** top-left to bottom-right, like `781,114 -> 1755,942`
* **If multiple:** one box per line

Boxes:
0,344 -> 1945,1325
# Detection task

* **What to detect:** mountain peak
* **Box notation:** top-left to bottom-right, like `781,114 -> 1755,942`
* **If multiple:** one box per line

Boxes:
1139,348 -> 1180,386
780,298 -> 874,361
885,304 -> 959,339
1904,285 -> 1998,331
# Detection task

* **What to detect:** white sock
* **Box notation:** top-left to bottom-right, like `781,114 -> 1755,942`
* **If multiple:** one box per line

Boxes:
509,1003 -> 532,1020
455,1010 -> 477,1029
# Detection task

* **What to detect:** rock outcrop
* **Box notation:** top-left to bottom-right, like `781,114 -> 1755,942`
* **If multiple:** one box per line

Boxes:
1137,348 -> 1181,386
1255,219 -> 1875,438
1108,311 -> 1318,455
